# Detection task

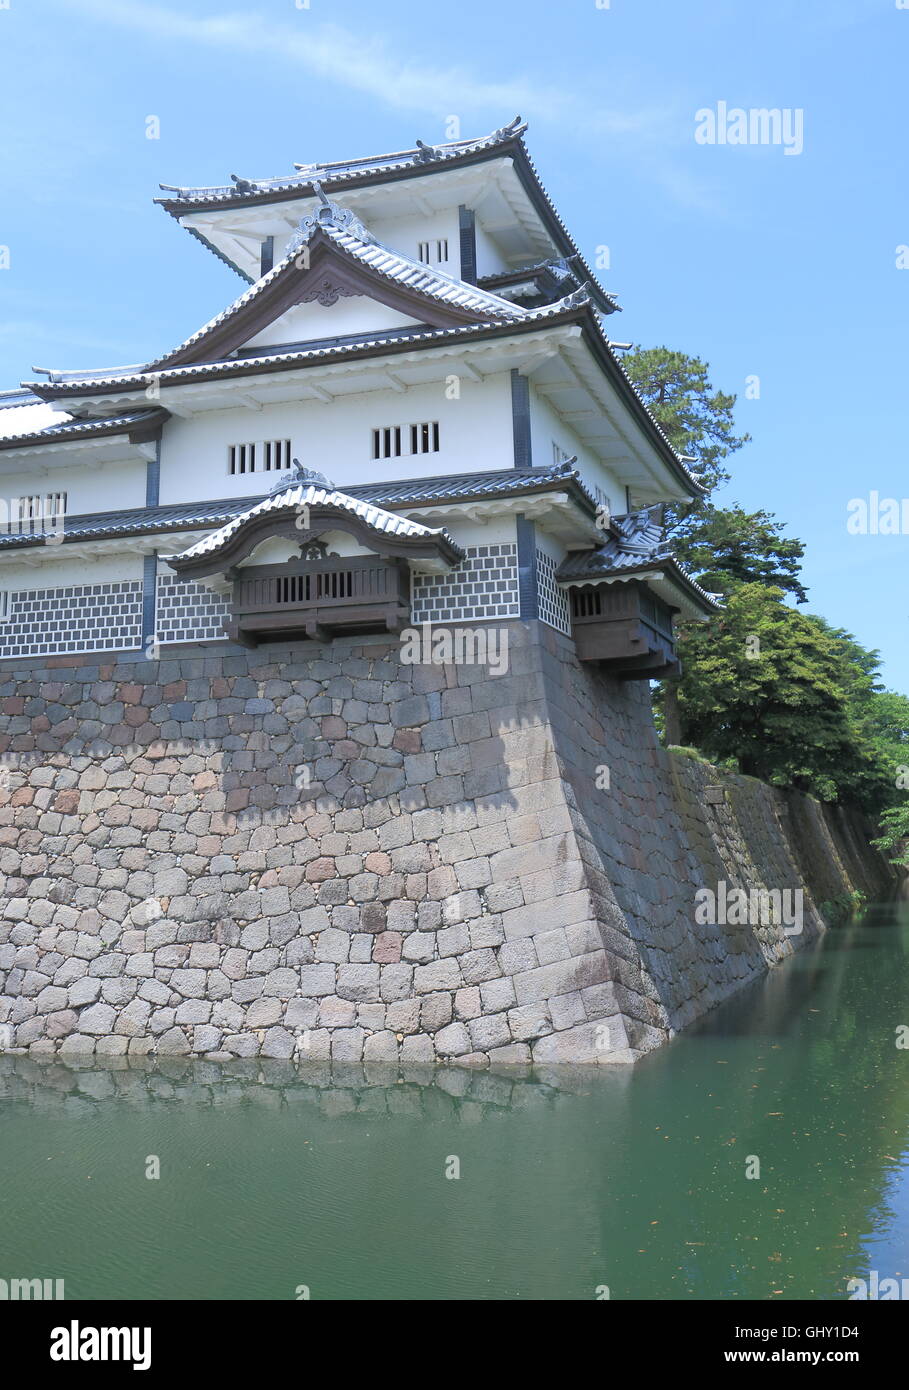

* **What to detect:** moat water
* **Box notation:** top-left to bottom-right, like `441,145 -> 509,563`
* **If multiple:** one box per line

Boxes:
2,903 -> 909,1301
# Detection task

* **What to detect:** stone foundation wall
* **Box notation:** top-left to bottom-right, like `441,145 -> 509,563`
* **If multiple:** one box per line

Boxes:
0,622 -> 899,1065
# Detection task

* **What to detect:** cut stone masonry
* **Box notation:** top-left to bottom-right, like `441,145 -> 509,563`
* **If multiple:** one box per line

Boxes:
0,621 -> 897,1064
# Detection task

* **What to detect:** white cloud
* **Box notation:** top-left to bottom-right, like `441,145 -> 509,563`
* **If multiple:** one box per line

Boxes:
67,0 -> 665,135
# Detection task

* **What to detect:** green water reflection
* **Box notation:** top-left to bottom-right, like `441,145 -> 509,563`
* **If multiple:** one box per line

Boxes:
2,904 -> 909,1300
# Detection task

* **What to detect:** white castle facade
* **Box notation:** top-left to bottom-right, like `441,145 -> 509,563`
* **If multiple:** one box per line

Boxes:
0,118 -> 714,668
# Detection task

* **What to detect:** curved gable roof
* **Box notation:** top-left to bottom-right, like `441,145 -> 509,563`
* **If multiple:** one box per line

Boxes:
167,478 -> 464,578
148,211 -> 527,372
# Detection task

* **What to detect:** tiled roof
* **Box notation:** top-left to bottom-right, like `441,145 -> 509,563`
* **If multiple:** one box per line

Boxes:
0,392 -> 72,439
156,119 -> 528,207
145,210 -> 528,372
476,256 -> 619,305
557,507 -> 671,578
169,480 -> 463,565
0,495 -> 260,549
18,296 -> 702,500
556,507 -> 720,612
154,119 -> 617,315
0,398 -> 162,449
0,463 -> 592,551
22,293 -> 590,396
350,460 -> 597,509
323,224 -> 528,319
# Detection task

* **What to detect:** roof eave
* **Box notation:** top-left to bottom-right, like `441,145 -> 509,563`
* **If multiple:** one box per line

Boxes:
156,129 -> 618,315
20,302 -> 590,401
575,311 -> 706,499
155,134 -> 529,217
0,408 -> 169,452
558,556 -> 720,615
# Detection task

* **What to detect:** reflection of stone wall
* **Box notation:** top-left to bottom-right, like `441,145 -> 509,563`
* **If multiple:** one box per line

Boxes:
0,1054 -> 603,1117
0,622 -> 899,1065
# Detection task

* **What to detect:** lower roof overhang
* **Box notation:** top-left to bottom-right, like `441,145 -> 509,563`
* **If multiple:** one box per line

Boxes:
557,558 -> 721,622
0,531 -> 206,570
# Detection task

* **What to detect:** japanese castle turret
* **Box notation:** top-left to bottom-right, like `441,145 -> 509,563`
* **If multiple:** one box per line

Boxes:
0,116 -> 715,663
0,121 -> 784,1071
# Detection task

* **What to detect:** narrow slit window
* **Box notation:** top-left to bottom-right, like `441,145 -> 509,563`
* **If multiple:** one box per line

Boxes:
373,426 -> 403,459
262,439 -> 291,471
377,421 -> 440,458
3,494 -> 67,534
229,440 -> 289,474
418,239 -> 449,265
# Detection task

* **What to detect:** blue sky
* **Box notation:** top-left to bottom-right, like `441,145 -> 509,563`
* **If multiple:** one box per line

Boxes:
1,0 -> 907,686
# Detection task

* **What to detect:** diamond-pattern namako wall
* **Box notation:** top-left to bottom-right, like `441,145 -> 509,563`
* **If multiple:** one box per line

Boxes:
535,547 -> 571,636
0,543 -> 547,655
411,544 -> 520,624
0,582 -> 143,659
156,574 -> 230,644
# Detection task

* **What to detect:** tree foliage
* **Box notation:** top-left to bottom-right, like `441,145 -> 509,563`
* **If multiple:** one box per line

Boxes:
673,504 -> 808,603
623,345 -> 750,498
629,342 -> 908,826
671,585 -> 876,802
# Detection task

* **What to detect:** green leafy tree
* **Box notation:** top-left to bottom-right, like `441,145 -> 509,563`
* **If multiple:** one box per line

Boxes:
862,688 -> 909,828
671,584 -> 877,801
872,804 -> 909,866
628,343 -> 908,820
673,504 -> 808,603
865,689 -> 909,775
623,346 -> 750,498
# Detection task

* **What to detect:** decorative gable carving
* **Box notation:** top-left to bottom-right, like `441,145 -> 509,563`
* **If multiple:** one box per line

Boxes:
297,275 -> 363,308
152,227 -> 503,371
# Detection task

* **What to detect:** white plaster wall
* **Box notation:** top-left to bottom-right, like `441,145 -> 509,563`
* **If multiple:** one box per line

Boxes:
416,515 -> 517,550
159,372 -> 515,503
0,459 -> 146,517
528,385 -> 624,516
0,550 -> 143,590
474,223 -> 511,279
243,297 -> 421,351
236,530 -> 377,565
367,210 -> 460,271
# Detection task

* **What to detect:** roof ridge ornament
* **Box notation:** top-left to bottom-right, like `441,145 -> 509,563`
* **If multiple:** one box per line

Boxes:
286,180 -> 377,255
268,458 -> 335,493
612,504 -> 670,557
492,115 -> 525,141
559,283 -> 593,310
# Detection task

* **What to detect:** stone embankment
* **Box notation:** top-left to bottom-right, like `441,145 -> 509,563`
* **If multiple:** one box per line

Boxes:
0,621 -> 899,1064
